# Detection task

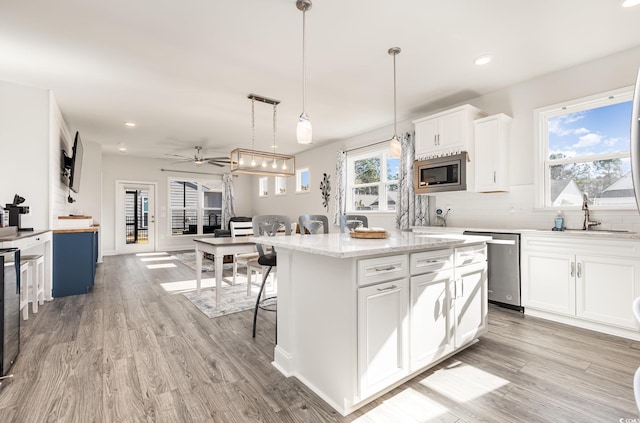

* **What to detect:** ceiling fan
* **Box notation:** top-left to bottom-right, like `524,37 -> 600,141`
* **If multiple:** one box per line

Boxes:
165,146 -> 231,167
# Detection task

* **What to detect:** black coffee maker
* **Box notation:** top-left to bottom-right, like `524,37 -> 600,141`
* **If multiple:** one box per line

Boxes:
5,195 -> 32,231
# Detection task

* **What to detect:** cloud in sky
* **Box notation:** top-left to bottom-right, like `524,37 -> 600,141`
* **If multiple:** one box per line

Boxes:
548,113 -> 589,137
572,133 -> 602,148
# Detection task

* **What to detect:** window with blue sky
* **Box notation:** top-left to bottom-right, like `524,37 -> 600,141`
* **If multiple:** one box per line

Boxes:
539,87 -> 634,209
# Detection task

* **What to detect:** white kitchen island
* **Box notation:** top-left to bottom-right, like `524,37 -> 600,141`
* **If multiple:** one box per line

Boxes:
254,230 -> 490,416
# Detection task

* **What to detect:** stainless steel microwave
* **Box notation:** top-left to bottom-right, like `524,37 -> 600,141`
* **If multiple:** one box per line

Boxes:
414,152 -> 467,194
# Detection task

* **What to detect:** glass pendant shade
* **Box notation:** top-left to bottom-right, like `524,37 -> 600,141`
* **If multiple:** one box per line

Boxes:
297,113 -> 313,144
389,136 -> 402,158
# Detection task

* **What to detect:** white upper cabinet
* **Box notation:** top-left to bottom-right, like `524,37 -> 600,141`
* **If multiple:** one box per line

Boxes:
413,104 -> 484,159
474,113 -> 512,192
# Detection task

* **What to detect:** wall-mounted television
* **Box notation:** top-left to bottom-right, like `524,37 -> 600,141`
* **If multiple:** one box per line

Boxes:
62,131 -> 84,193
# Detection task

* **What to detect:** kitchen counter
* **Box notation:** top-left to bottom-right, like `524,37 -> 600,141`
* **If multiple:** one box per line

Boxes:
412,225 -> 640,239
0,228 -> 51,242
258,230 -> 488,416
0,229 -> 53,301
252,229 -> 489,258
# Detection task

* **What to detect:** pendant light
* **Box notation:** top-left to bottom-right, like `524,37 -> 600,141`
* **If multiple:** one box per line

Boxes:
230,94 -> 295,177
296,0 -> 313,144
388,47 -> 402,158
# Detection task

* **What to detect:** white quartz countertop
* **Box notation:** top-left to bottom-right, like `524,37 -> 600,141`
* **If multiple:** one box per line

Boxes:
411,225 -> 640,240
250,230 -> 490,259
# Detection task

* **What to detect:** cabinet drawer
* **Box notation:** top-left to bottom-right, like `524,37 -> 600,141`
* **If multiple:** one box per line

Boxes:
358,255 -> 408,287
455,244 -> 486,267
410,249 -> 453,275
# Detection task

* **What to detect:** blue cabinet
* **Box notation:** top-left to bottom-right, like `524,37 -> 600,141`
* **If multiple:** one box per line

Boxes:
53,230 -> 98,297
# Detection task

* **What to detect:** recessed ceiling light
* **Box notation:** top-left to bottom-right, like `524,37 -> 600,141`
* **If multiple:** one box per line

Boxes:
123,121 -> 136,127
621,0 -> 640,7
474,55 -> 492,66
117,144 -> 127,153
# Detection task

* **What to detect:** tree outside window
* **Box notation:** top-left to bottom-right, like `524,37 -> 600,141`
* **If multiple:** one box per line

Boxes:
347,147 -> 399,212
538,88 -> 633,209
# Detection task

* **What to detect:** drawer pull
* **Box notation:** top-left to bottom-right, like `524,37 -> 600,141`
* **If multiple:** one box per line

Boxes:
377,284 -> 397,292
373,265 -> 397,272
418,258 -> 446,265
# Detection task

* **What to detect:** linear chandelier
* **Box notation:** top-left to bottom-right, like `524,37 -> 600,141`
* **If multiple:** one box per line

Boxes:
230,93 -> 295,177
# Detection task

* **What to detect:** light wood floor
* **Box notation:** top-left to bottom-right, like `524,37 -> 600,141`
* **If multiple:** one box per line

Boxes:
1,252 -> 639,422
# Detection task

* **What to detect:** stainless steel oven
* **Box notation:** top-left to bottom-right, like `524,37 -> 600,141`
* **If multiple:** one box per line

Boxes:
414,152 -> 467,194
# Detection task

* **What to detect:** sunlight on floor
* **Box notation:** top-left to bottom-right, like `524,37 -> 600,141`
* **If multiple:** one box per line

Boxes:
146,263 -> 177,269
160,278 -> 216,293
353,388 -> 449,422
139,256 -> 176,262
135,252 -> 169,256
419,360 -> 509,402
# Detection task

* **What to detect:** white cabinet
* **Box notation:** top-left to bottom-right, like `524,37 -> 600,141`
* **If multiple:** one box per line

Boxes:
409,246 -> 487,371
357,278 -> 409,398
521,250 -> 575,315
453,245 -> 488,346
413,104 -> 484,159
410,249 -> 454,371
521,234 -> 640,335
474,113 -> 512,192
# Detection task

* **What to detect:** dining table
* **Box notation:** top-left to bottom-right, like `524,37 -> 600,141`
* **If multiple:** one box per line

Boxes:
193,236 -> 257,307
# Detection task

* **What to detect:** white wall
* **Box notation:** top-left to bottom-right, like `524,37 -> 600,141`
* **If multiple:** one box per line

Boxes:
253,46 -> 640,232
250,120 -> 413,231
101,154 -> 253,255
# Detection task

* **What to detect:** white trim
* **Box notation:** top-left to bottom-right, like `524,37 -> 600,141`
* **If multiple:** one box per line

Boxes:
114,180 -> 158,254
533,85 -> 634,210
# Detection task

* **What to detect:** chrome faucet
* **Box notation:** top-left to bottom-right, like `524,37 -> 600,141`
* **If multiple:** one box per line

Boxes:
582,193 -> 601,231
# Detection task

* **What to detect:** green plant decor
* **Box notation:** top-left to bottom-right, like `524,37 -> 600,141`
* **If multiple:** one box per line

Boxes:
320,173 -> 331,211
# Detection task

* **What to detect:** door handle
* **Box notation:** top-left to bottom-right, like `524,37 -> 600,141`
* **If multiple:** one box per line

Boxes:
377,284 -> 397,292
570,262 -> 575,277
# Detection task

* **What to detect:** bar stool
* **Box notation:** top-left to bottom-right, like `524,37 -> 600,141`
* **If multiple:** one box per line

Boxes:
22,255 -> 45,314
19,261 -> 29,320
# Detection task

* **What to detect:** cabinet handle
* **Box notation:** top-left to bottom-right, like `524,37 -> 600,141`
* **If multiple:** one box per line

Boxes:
434,134 -> 437,146
493,171 -> 496,183
577,262 -> 582,278
373,265 -> 396,272
570,262 -> 575,277
377,284 -> 397,292
418,258 -> 445,265
437,134 -> 440,146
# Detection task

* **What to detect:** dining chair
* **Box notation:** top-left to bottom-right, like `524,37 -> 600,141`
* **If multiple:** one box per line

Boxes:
251,215 -> 292,338
339,214 -> 369,233
298,214 -> 329,235
230,220 -> 260,286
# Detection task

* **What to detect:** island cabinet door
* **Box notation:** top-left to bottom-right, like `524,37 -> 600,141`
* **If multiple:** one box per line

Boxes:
454,261 -> 488,347
410,270 -> 454,372
357,278 -> 409,398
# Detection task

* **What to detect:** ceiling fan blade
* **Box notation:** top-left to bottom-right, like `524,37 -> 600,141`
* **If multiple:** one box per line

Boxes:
164,153 -> 192,160
207,160 -> 227,167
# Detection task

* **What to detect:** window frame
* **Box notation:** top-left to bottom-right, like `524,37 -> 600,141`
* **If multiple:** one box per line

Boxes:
258,177 -> 269,197
534,86 -> 634,211
168,177 -> 224,237
275,176 -> 287,196
296,168 -> 310,194
346,144 -> 399,213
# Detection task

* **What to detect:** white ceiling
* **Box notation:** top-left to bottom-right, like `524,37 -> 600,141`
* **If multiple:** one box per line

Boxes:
1,0 -> 640,161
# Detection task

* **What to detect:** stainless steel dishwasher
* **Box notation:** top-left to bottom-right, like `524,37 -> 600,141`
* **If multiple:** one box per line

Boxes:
463,231 -> 522,311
